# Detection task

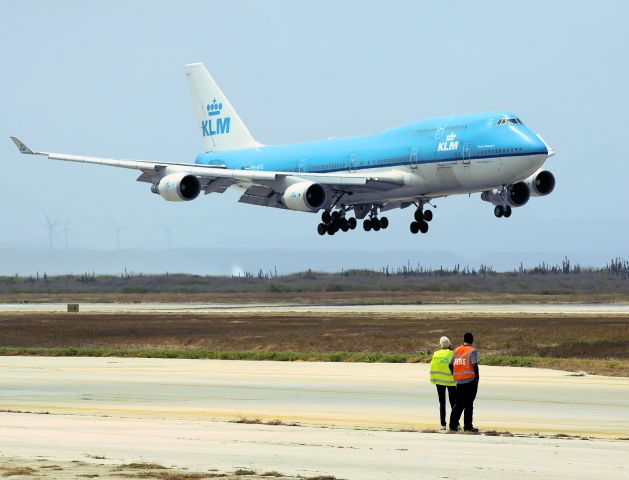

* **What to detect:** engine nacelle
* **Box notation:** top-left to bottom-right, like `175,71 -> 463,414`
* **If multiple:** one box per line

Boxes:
153,173 -> 201,202
481,181 -> 530,207
282,181 -> 326,212
524,169 -> 555,197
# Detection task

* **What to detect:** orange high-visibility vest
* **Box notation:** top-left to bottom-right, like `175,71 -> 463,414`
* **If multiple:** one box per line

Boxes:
452,345 -> 477,382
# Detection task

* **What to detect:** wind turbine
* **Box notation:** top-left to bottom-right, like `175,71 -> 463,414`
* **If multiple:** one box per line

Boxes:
60,218 -> 74,249
113,220 -> 129,250
43,212 -> 61,251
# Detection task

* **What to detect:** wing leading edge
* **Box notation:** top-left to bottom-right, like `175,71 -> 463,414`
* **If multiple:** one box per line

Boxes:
9,137 -> 407,201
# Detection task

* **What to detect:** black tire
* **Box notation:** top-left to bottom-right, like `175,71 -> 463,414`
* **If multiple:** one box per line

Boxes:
494,205 -> 504,218
363,219 -> 372,231
504,205 -> 512,218
380,216 -> 389,229
419,221 -> 429,234
410,222 -> 420,234
372,219 -> 381,231
317,223 -> 326,235
327,224 -> 336,235
423,209 -> 433,222
331,211 -> 341,222
348,217 -> 357,230
322,211 -> 331,224
340,218 -> 349,232
414,209 -> 424,222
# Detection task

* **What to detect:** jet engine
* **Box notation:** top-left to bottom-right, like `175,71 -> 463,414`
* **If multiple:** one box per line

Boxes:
282,181 -> 327,212
524,169 -> 555,197
481,181 -> 530,207
152,173 -> 201,202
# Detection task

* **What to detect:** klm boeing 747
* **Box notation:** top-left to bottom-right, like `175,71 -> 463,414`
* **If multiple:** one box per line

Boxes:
11,63 -> 556,236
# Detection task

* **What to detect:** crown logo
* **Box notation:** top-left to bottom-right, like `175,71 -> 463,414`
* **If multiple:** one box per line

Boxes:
207,98 -> 223,116
446,132 -> 457,142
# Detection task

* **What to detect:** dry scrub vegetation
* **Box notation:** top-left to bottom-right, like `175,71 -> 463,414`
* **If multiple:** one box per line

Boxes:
0,311 -> 627,375
1,260 -> 629,305
0,456 -> 344,479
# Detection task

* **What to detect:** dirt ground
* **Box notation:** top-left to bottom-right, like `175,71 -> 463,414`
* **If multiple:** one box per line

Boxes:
0,456 -> 303,479
1,311 -> 627,360
2,290 -> 629,305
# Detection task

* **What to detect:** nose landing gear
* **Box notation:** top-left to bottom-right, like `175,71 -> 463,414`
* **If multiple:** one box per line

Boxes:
494,205 -> 512,218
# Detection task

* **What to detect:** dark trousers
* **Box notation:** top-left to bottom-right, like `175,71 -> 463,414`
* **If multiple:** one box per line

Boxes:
449,380 -> 478,430
436,384 -> 456,426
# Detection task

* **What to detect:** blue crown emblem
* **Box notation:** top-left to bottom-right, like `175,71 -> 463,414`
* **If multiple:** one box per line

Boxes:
207,98 -> 223,116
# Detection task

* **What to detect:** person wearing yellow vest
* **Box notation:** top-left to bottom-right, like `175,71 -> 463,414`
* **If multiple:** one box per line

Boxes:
429,336 -> 456,430
448,332 -> 480,433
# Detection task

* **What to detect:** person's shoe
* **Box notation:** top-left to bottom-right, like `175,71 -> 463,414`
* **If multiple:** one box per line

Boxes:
440,425 -> 446,431
448,425 -> 459,433
464,426 -> 479,433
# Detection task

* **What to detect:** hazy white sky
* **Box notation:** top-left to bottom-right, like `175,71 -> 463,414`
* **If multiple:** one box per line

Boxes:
1,1 -> 627,267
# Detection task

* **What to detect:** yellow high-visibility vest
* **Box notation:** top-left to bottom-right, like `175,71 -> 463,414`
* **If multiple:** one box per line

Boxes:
429,348 -> 455,386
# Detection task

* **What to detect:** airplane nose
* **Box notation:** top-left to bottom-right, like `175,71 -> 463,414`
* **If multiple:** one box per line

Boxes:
536,133 -> 555,158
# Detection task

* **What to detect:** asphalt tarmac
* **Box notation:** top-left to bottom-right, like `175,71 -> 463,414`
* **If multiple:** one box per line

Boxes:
0,356 -> 627,479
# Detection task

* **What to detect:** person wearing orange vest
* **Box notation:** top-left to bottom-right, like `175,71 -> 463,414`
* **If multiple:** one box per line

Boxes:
448,332 -> 480,432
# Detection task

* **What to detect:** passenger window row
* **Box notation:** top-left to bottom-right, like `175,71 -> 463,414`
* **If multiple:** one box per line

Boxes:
478,147 -> 523,155
414,124 -> 468,135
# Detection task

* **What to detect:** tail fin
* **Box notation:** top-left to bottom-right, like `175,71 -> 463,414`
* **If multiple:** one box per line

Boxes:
185,63 -> 262,152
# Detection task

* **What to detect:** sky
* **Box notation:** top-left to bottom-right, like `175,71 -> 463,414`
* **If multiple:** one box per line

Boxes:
1,1 -> 628,273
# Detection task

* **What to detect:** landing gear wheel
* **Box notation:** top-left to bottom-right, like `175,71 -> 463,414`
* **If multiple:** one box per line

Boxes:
504,205 -> 512,218
326,224 -> 336,235
418,221 -> 429,234
380,217 -> 389,229
423,209 -> 433,222
340,218 -> 349,232
317,223 -> 326,235
410,222 -> 420,234
348,217 -> 357,230
494,205 -> 504,218
331,211 -> 341,222
372,218 -> 381,231
322,211 -> 331,224
414,210 -> 424,222
363,219 -> 372,231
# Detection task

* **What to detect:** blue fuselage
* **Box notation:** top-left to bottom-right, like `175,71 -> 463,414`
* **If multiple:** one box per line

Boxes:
194,111 -> 548,174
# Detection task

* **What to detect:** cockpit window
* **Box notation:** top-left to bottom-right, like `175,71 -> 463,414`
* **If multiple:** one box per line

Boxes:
497,117 -> 522,125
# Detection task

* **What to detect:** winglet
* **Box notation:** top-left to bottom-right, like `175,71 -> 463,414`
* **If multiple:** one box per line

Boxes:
10,137 -> 35,154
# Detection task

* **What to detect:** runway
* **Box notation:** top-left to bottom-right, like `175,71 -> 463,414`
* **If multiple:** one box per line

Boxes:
0,356 -> 627,479
2,302 -> 629,314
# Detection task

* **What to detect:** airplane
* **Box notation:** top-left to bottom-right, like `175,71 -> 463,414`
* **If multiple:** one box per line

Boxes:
11,63 -> 555,236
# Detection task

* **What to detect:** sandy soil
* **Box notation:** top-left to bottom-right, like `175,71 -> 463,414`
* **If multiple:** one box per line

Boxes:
1,356 -> 627,479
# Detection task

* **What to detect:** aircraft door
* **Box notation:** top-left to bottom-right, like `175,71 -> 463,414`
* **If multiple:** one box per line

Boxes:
410,147 -> 419,169
349,153 -> 357,172
463,143 -> 471,165
298,158 -> 306,173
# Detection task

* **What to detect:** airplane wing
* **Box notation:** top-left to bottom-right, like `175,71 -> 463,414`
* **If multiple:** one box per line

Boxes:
10,137 -> 406,201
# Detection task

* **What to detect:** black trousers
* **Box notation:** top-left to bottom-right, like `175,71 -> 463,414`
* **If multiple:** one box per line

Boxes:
449,380 -> 478,430
436,384 -> 456,426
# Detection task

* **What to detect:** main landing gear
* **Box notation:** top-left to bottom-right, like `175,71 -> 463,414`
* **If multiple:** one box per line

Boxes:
363,208 -> 389,232
317,209 -> 357,236
410,206 -> 433,234
494,205 -> 512,218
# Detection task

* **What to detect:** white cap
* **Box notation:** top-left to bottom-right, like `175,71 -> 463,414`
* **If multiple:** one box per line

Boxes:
440,336 -> 451,349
